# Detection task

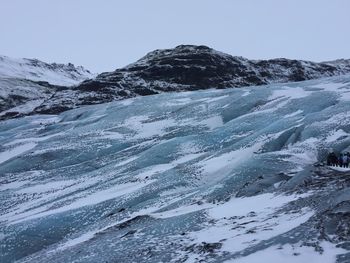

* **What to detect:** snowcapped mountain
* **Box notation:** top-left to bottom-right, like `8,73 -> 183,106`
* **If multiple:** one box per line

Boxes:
1,74 -> 350,262
0,55 -> 93,86
77,44 -> 350,95
0,55 -> 94,120
1,45 -> 350,120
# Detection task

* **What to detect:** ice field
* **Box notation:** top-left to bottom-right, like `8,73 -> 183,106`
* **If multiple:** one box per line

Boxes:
1,75 -> 350,262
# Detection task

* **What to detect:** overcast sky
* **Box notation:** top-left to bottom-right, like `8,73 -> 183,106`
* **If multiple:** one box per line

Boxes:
1,0 -> 349,73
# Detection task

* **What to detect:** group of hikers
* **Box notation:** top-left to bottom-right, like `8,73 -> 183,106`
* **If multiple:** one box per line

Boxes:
327,150 -> 350,168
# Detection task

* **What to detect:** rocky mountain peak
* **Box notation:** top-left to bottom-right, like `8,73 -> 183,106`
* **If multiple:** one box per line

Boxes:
126,44 -> 246,73
1,46 -> 350,119
80,45 -> 350,95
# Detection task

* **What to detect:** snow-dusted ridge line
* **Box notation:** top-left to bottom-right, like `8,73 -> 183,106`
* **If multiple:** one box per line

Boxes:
2,45 -> 350,121
0,55 -> 94,86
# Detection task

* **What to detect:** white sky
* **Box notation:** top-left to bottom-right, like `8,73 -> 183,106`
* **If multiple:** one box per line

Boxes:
1,0 -> 349,73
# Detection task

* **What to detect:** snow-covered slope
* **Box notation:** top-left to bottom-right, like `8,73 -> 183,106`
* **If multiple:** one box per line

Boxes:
0,55 -> 94,120
0,55 -> 93,86
1,75 -> 350,262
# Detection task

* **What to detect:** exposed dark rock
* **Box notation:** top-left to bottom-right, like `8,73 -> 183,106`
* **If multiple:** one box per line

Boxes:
118,208 -> 126,213
76,45 -> 350,103
185,241 -> 223,254
120,229 -> 137,238
236,172 -> 292,197
2,45 -> 350,120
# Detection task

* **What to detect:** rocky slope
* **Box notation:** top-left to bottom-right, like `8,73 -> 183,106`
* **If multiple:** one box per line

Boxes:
1,45 -> 350,119
0,56 -> 93,120
78,45 -> 350,93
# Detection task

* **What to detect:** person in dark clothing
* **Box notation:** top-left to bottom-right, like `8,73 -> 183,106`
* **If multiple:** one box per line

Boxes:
327,150 -> 338,166
339,153 -> 344,167
342,152 -> 349,168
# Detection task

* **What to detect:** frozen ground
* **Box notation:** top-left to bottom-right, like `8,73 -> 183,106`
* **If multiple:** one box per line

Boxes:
1,75 -> 350,262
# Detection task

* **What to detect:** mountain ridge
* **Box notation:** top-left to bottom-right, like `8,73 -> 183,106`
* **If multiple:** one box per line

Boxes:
1,45 -> 350,120
0,55 -> 94,120
0,55 -> 94,86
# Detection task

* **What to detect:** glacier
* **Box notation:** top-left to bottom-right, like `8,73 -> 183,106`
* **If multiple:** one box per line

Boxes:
1,75 -> 350,262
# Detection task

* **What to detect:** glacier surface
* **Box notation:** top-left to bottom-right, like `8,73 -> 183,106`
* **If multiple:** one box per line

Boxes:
1,75 -> 350,262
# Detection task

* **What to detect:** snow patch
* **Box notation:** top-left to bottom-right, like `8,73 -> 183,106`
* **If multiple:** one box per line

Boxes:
227,241 -> 346,263
187,193 -> 314,256
268,86 -> 313,100
8,181 -> 153,224
198,115 -> 224,130
16,180 -> 76,194
325,129 -> 349,143
0,142 -> 37,164
284,110 -> 304,118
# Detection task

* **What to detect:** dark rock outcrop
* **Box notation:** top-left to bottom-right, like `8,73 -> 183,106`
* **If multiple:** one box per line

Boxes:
55,45 -> 350,114
77,45 -> 350,93
2,45 -> 350,120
